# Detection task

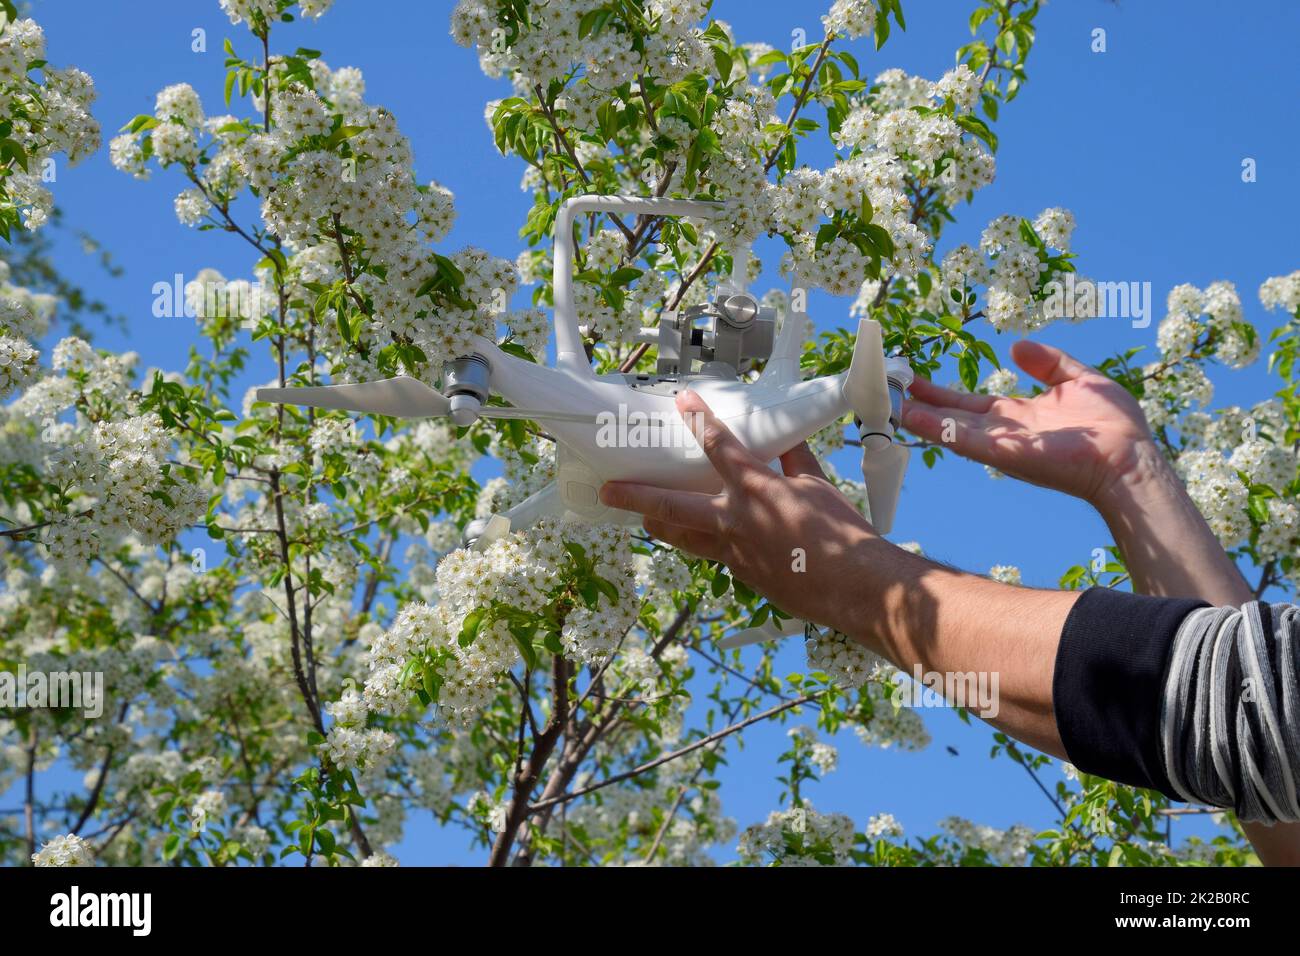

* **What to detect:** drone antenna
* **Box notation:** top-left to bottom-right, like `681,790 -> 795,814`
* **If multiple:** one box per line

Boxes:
755,271 -> 808,387
720,239 -> 750,295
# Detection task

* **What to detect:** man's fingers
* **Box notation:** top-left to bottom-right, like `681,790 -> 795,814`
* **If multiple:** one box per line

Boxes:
907,376 -> 995,413
599,482 -> 726,532
779,442 -> 827,480
642,518 -> 726,564
676,389 -> 761,487
900,401 -> 998,464
1011,339 -> 1093,387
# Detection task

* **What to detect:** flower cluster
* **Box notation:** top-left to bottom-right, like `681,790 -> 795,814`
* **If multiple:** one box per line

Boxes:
453,0 -> 711,90
0,16 -> 101,232
111,56 -> 491,381
788,724 -> 839,775
864,811 -> 904,840
354,518 -> 640,731
0,296 -> 41,399
31,833 -> 95,867
1128,274 -> 1299,565
218,0 -> 334,28
988,564 -> 1021,585
1259,270 -> 1300,316
737,804 -> 857,866
43,411 -> 207,566
939,816 -> 1036,866
805,626 -> 887,689
891,206 -> 1079,334
822,0 -> 878,39
1154,281 -> 1259,370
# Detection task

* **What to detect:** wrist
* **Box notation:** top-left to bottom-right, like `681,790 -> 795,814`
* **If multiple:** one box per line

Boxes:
1090,439 -> 1177,520
1088,438 -> 1254,605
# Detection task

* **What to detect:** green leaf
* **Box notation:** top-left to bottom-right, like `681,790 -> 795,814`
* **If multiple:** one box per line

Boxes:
578,8 -> 612,38
958,349 -> 980,391
458,608 -> 486,647
421,660 -> 440,700
0,139 -> 28,172
874,6 -> 892,48
508,624 -> 539,671
120,114 -> 160,134
711,570 -> 731,597
956,113 -> 998,153
162,834 -> 182,860
499,341 -> 538,362
712,47 -> 733,83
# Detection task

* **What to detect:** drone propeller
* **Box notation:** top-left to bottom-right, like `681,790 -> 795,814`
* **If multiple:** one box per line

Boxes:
716,616 -> 804,650
256,377 -> 449,417
843,318 -> 893,451
477,406 -> 597,424
843,318 -> 912,535
860,440 -> 909,535
255,376 -> 597,425
468,514 -> 512,551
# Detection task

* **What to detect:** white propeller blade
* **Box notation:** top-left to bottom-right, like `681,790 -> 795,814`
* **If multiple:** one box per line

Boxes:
861,441 -> 910,535
256,376 -> 450,418
717,617 -> 805,650
470,514 -> 512,551
256,375 -> 597,424
843,318 -> 893,444
477,407 -> 598,424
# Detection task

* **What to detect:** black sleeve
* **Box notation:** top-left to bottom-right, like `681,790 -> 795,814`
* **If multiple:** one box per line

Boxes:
1051,587 -> 1209,799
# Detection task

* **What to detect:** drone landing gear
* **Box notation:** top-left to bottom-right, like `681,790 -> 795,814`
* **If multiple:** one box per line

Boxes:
461,451 -> 641,550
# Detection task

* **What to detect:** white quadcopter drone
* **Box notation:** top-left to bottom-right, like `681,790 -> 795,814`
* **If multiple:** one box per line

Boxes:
257,196 -> 913,649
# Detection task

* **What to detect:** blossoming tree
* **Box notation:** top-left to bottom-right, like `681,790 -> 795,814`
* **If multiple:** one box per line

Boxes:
4,0 -> 1298,866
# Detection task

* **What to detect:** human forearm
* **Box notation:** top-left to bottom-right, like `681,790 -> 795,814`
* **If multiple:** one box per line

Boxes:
832,539 -> 1080,758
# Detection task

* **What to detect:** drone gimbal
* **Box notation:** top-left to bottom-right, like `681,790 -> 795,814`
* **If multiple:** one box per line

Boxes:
650,292 -> 777,379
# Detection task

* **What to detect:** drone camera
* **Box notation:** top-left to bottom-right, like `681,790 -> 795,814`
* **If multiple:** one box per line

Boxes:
655,291 -> 776,379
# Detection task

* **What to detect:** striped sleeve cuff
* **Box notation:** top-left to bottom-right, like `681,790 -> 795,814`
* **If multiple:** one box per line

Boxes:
1052,587 -> 1208,798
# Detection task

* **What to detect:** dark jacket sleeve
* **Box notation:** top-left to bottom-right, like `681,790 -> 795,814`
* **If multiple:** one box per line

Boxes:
1051,587 -> 1208,799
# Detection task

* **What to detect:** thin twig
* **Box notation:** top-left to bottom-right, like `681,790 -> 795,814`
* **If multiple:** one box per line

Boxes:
529,695 -> 813,813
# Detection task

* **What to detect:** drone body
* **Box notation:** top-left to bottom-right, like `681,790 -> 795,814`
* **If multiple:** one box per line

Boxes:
451,318 -> 864,539
257,196 -> 914,645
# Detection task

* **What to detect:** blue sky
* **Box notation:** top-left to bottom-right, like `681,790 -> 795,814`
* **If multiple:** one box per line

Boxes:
15,0 -> 1300,863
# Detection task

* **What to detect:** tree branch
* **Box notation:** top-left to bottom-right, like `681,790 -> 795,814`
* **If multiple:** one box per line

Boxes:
529,694 -> 813,814
489,654 -> 570,866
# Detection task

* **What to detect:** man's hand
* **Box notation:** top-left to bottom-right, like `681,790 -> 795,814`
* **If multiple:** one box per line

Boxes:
902,339 -> 1154,507
599,389 -> 878,634
601,389 -> 1079,757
